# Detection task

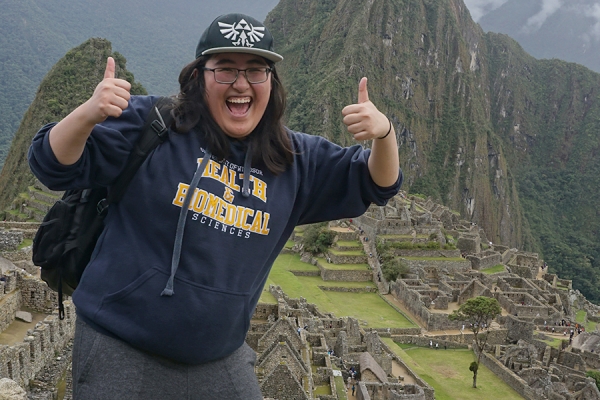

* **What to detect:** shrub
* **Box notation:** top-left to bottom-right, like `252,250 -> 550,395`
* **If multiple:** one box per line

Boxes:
587,370 -> 600,391
301,223 -> 335,255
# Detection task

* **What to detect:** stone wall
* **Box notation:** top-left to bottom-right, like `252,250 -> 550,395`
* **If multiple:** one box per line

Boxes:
257,341 -> 308,383
392,335 -> 469,349
1,247 -> 32,266
326,253 -> 368,265
392,329 -> 507,348
359,382 -> 426,400
378,340 -> 434,400
318,264 -> 372,282
253,304 -> 278,321
0,302 -> 75,388
571,348 -> 600,369
319,286 -> 378,293
457,280 -> 491,305
0,231 -> 24,252
497,292 -> 552,318
393,249 -> 460,258
510,265 -> 535,279
0,222 -> 40,233
504,315 -> 534,343
456,234 -> 480,254
260,363 -> 308,400
17,273 -> 61,315
389,280 -> 462,331
467,252 -> 502,270
355,215 -> 413,238
400,259 -> 470,275
474,349 -> 543,400
0,290 -> 21,334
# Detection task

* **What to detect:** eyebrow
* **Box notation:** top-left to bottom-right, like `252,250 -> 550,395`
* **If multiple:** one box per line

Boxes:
212,57 -> 268,66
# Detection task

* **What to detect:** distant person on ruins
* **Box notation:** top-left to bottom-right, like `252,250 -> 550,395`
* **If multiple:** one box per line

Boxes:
28,12 -> 401,399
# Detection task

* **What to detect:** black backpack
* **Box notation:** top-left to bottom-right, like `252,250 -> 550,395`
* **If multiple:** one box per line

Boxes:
32,96 -> 174,318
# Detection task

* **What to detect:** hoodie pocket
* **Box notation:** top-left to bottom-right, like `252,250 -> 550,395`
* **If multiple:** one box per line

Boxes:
95,267 -> 250,364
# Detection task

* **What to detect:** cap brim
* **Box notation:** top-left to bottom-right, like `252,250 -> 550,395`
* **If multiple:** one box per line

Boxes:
202,47 -> 283,63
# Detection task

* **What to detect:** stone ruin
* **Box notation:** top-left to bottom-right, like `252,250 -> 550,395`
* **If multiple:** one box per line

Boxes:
0,190 -> 599,399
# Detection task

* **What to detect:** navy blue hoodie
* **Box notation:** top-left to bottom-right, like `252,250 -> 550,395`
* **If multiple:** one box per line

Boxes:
29,95 -> 401,364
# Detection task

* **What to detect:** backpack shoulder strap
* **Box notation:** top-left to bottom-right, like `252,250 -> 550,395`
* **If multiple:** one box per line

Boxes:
107,96 -> 175,204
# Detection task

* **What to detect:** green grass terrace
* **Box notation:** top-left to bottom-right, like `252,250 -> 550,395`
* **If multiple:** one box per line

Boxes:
382,339 -> 524,400
481,264 -> 506,274
262,253 -> 416,329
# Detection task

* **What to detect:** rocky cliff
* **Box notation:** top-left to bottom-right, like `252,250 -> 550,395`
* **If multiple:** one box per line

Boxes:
267,0 -> 600,301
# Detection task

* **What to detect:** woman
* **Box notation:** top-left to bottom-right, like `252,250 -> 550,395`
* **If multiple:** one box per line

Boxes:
29,13 -> 401,400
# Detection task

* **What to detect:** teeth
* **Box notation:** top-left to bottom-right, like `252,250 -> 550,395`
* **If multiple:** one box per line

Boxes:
227,98 -> 251,104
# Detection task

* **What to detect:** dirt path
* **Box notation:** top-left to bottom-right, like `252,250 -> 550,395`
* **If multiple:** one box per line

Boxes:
392,360 -> 416,384
0,311 -> 47,345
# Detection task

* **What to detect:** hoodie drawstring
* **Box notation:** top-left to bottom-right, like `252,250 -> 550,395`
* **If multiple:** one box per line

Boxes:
161,150 -> 212,297
241,142 -> 252,198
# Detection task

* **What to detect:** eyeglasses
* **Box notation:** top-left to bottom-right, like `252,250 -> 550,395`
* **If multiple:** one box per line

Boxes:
202,67 -> 272,84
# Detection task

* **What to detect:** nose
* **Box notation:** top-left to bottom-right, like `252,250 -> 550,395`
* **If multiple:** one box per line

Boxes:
232,71 -> 251,90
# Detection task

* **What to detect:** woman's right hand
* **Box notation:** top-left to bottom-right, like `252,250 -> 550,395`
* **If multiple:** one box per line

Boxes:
48,57 -> 132,165
83,57 -> 132,125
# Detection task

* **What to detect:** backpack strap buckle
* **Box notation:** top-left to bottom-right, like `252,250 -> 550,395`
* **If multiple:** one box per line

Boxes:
96,198 -> 109,216
150,105 -> 169,140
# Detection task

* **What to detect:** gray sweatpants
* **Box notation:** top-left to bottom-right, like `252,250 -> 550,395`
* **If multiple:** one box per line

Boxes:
72,319 -> 263,399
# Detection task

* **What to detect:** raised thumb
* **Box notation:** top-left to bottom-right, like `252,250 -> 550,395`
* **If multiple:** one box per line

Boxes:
104,57 -> 115,80
358,77 -> 369,104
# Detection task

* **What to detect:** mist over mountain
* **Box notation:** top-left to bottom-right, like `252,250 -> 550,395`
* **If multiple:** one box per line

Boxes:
0,0 -> 279,167
464,0 -> 600,73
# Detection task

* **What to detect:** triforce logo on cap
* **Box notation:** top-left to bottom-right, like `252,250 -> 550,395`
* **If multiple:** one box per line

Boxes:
219,19 -> 265,48
195,13 -> 283,63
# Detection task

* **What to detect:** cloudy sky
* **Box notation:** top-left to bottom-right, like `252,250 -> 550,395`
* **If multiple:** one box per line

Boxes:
464,0 -> 600,40
463,0 -> 510,21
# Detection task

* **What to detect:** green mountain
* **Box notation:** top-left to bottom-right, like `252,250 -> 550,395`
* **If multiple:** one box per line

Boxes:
0,38 -> 146,215
267,0 -> 600,301
2,0 -> 600,302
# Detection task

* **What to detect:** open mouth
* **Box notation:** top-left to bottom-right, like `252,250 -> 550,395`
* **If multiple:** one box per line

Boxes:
226,97 -> 252,116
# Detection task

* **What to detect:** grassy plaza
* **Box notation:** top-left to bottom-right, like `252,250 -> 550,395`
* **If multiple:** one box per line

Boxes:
262,253 -> 416,329
382,339 -> 524,400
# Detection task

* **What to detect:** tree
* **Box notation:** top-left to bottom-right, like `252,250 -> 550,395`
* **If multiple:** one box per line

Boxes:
376,239 -> 410,281
449,296 -> 502,388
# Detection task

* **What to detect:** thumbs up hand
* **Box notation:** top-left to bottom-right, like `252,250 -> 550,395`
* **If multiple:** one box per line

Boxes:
342,77 -> 390,141
83,57 -> 132,124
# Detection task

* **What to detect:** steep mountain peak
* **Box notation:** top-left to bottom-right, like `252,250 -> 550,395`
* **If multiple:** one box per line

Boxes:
0,38 -> 146,214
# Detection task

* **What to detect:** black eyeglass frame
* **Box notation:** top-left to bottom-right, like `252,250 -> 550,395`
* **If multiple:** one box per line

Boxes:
202,67 -> 273,84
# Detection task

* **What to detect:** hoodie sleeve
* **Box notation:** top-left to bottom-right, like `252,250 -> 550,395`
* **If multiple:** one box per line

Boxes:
28,95 -> 157,190
292,131 -> 402,225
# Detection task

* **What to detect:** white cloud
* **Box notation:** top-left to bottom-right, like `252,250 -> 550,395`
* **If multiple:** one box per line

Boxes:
522,0 -> 563,33
555,2 -> 600,44
463,0 -> 510,22
580,3 -> 600,41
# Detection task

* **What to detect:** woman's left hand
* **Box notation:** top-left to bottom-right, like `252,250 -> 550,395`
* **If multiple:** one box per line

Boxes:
342,77 -> 389,141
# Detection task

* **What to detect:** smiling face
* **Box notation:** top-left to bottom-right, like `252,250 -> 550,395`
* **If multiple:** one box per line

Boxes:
203,53 -> 272,139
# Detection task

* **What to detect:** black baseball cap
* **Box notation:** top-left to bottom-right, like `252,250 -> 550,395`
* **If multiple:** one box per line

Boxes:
195,13 -> 283,63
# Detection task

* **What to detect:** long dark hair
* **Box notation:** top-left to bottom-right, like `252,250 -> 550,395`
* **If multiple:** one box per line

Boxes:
171,56 -> 293,175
